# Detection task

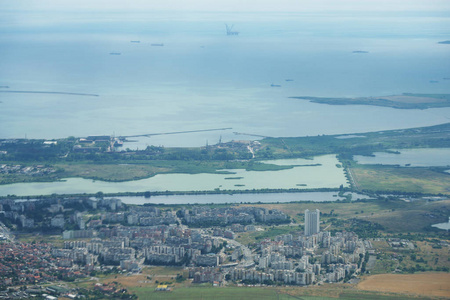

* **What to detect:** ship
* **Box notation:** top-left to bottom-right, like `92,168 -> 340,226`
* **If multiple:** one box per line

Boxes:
151,43 -> 164,47
109,52 -> 121,55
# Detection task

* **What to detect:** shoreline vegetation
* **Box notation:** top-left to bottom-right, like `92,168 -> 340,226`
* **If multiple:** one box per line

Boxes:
1,122 -> 449,196
2,187 -> 349,200
290,93 -> 450,109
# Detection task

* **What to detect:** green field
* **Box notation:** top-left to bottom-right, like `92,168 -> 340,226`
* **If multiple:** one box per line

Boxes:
260,122 -> 450,158
14,233 -> 64,247
236,226 -> 298,245
370,241 -> 450,274
0,160 -> 294,185
351,165 -> 450,195
126,286 -> 427,300
240,199 -> 450,234
131,286 -> 285,300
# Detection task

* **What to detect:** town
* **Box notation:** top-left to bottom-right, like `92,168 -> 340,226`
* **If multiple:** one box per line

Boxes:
0,196 -> 380,299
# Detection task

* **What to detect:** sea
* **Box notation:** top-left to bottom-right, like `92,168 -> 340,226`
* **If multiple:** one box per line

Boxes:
1,10 -> 450,148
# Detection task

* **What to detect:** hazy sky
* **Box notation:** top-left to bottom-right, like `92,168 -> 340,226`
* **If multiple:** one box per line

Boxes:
3,0 -> 450,12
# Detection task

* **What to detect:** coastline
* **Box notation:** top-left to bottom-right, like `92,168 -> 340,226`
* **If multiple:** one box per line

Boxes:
290,93 -> 450,109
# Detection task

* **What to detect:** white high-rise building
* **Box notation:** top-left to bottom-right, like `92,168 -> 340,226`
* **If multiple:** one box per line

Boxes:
304,209 -> 320,236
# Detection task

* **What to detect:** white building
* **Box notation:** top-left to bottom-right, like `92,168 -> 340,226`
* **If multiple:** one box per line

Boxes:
304,209 -> 320,236
51,215 -> 65,229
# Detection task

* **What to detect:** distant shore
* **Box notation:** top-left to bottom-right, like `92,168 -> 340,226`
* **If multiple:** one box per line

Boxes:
0,90 -> 99,97
290,93 -> 450,109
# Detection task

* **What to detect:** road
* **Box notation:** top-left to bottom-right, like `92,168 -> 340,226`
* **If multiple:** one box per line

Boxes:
221,237 -> 254,267
0,221 -> 13,241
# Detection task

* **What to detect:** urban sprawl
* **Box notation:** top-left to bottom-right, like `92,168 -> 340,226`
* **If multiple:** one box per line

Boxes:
0,196 -> 381,299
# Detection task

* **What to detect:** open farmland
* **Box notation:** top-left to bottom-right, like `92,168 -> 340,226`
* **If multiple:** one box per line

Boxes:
357,273 -> 450,298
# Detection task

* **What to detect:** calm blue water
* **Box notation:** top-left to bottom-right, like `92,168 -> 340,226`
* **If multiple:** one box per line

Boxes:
0,156 -> 348,197
354,148 -> 450,167
432,217 -> 450,231
1,10 -> 450,146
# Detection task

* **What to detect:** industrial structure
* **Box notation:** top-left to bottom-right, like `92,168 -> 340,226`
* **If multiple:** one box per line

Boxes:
225,24 -> 239,35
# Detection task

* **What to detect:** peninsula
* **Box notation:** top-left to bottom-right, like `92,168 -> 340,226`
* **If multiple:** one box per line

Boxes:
290,93 -> 450,109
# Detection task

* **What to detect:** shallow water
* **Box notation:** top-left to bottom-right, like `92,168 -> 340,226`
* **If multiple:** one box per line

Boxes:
0,155 -> 347,196
354,148 -> 450,167
432,219 -> 450,231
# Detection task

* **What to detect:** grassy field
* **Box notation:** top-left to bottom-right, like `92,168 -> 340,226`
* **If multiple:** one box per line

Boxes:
260,123 -> 450,158
361,200 -> 450,233
370,239 -> 450,274
84,269 -> 434,300
414,241 -> 450,269
131,286 -> 290,300
14,233 -> 64,247
91,274 -> 433,300
240,199 -> 450,234
59,163 -> 170,181
236,225 -> 298,245
129,286 -> 432,300
0,173 -> 63,185
351,165 -> 450,195
357,273 -> 450,298
129,286 -> 416,300
281,284 -> 431,300
92,268 -> 298,299
0,160 -> 292,184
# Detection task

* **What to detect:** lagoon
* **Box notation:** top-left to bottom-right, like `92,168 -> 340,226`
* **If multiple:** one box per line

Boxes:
354,148 -> 450,167
0,155 -> 347,197
432,217 -> 450,231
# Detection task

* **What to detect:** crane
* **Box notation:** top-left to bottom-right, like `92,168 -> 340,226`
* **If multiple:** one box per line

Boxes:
225,24 -> 239,36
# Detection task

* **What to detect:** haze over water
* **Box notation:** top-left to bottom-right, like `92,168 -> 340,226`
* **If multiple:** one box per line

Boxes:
1,9 -> 450,147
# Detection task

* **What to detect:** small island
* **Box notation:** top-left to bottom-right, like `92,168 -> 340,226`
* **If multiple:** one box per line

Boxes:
353,50 -> 369,53
290,93 -> 450,109
438,40 -> 450,44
